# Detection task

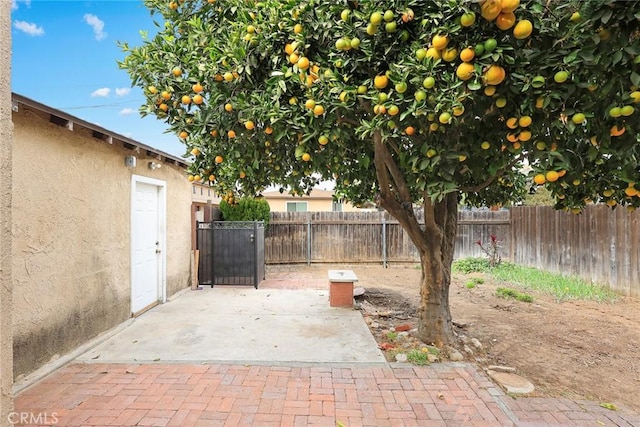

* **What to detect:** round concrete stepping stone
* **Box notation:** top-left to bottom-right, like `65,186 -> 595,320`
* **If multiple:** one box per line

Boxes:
487,370 -> 535,394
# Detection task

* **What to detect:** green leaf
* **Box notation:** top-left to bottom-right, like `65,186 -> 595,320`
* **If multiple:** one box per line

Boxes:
466,81 -> 481,91
612,51 -> 622,66
600,403 -> 618,411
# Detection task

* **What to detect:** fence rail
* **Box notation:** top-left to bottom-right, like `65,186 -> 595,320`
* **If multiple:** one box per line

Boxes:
263,206 -> 640,296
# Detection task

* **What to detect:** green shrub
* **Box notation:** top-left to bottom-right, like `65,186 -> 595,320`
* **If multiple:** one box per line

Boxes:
452,258 -> 490,274
465,277 -> 484,289
496,287 -> 533,303
406,349 -> 430,366
220,197 -> 270,227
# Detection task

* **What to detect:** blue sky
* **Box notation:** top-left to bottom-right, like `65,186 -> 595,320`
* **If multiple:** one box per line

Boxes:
11,0 -> 186,157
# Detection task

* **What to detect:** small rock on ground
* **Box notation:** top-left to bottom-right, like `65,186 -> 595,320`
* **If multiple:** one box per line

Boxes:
487,370 -> 535,394
395,353 -> 408,363
448,347 -> 464,362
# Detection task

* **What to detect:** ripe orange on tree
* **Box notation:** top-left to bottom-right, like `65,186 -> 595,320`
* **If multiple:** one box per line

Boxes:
495,12 -> 516,30
610,125 -> 626,137
483,64 -> 506,85
519,116 -> 532,127
442,48 -> 458,62
297,57 -> 310,70
227,130 -> 236,138
533,174 -> 546,185
284,42 -> 295,55
304,99 -> 316,109
513,20 -> 533,39
459,48 -> 475,62
215,155 -> 223,164
431,34 -> 448,50
506,117 -> 518,129
501,0 -> 521,13
192,83 -> 204,93
374,75 -> 389,89
518,130 -> 532,141
425,47 -> 441,60
193,94 -> 204,105
456,63 -> 475,81
481,0 -> 502,21
546,170 -> 560,182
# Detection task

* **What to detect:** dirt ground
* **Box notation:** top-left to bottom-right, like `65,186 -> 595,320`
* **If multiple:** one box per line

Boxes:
266,263 -> 640,412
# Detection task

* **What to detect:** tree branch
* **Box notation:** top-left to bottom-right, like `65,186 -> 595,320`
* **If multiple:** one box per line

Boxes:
374,131 -> 428,253
459,154 -> 524,193
387,138 -> 401,157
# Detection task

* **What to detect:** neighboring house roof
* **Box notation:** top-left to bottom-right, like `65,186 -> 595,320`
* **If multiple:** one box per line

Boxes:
11,92 -> 188,168
261,188 -> 339,200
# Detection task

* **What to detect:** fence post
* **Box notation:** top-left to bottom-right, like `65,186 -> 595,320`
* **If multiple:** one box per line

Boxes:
307,217 -> 312,266
210,221 -> 215,286
253,221 -> 259,288
382,216 -> 387,268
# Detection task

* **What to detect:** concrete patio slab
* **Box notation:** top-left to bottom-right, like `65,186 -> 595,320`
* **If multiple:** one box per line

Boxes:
76,287 -> 386,366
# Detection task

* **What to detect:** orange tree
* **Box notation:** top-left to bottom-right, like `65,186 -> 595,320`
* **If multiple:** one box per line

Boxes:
120,0 -> 640,346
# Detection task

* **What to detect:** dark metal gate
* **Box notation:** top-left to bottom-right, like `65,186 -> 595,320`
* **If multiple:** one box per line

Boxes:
196,221 -> 265,288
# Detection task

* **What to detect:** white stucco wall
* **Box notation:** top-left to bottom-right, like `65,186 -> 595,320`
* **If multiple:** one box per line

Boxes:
11,107 -> 192,378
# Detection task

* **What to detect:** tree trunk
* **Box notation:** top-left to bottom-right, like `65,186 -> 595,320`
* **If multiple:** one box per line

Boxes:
373,131 -> 458,347
415,194 -> 458,347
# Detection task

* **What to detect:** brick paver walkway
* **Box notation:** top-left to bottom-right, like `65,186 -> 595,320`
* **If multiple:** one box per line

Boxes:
14,362 -> 640,426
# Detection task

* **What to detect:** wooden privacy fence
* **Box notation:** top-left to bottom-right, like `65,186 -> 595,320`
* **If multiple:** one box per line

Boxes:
510,205 -> 640,297
264,206 -> 639,296
265,210 -> 511,265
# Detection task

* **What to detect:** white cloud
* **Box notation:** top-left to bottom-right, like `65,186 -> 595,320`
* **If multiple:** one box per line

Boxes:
83,14 -> 107,41
115,88 -> 131,97
119,108 -> 135,116
13,20 -> 44,36
91,88 -> 110,97
12,0 -> 31,10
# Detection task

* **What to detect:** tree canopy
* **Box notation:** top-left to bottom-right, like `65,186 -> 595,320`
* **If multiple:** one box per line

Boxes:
121,0 -> 640,212
121,0 -> 640,345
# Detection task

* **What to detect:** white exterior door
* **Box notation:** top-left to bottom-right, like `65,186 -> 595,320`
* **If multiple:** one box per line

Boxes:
131,176 -> 166,315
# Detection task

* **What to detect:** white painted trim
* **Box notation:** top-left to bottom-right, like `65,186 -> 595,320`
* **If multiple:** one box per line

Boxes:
130,175 -> 167,315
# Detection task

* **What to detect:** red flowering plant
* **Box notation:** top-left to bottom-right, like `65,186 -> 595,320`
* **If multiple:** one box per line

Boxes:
476,235 -> 502,268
